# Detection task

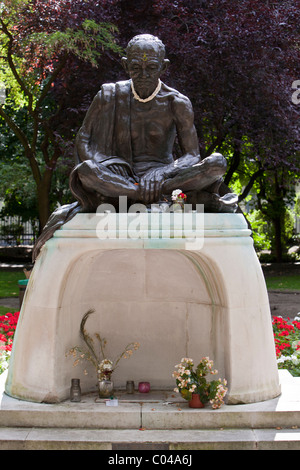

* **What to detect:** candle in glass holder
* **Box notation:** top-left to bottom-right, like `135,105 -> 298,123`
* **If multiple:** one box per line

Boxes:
138,381 -> 150,393
70,378 -> 81,402
126,380 -> 135,394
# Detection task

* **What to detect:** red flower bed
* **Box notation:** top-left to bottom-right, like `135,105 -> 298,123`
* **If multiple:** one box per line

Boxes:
272,315 -> 300,376
0,312 -> 20,352
272,316 -> 300,355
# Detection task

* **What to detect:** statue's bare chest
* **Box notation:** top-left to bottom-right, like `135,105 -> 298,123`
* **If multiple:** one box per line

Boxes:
130,99 -> 175,146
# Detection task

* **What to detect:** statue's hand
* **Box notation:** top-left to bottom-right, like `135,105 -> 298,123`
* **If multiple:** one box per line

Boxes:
139,167 -> 166,204
107,163 -> 132,179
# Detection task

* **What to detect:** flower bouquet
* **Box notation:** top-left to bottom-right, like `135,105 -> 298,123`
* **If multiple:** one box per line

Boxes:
171,189 -> 187,211
173,357 -> 228,409
66,309 -> 140,396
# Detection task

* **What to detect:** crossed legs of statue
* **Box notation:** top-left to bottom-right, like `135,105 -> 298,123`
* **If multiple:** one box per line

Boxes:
71,153 -> 238,212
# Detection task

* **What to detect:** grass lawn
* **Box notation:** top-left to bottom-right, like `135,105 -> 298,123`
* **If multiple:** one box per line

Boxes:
0,270 -> 25,298
265,275 -> 300,291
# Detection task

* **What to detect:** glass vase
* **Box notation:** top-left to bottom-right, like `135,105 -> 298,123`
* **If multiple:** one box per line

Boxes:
173,200 -> 184,212
98,379 -> 114,398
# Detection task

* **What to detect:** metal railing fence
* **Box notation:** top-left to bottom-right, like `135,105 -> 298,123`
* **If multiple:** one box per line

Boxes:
0,217 -> 39,246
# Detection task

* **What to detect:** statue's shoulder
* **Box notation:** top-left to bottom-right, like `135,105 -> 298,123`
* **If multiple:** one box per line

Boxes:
161,82 -> 193,115
96,80 -> 131,102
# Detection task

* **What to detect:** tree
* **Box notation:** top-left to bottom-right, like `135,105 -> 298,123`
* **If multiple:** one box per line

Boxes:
255,167 -> 297,262
0,0 -> 122,229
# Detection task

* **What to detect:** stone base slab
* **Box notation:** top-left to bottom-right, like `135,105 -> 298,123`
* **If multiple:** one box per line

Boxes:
0,370 -> 299,450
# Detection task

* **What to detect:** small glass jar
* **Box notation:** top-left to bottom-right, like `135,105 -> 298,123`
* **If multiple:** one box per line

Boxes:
70,378 -> 81,402
126,380 -> 135,394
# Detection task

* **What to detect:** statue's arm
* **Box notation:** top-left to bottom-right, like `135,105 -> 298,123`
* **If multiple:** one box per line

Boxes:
74,85 -> 133,179
74,92 -> 103,162
75,84 -> 118,165
166,95 -> 201,176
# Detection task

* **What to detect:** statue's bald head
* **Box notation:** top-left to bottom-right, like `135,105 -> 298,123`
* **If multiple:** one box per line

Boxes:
126,34 -> 166,60
122,34 -> 169,99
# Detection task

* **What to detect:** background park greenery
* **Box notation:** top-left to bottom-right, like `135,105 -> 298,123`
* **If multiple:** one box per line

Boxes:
0,0 -> 299,262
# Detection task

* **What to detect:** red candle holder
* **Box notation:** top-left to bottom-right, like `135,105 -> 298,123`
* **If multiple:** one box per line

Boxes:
138,381 -> 150,393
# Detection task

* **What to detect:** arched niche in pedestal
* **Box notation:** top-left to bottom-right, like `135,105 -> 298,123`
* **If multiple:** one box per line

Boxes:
5,213 -> 281,404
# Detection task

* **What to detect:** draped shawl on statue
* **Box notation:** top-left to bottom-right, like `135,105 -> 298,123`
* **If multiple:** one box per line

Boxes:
33,80 -> 133,261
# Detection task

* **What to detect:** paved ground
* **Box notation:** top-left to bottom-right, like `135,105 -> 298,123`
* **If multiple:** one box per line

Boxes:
263,262 -> 300,319
268,290 -> 300,319
0,297 -> 19,311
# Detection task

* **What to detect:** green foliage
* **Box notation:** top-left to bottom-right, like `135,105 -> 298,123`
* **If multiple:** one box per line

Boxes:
285,208 -> 296,240
0,163 -> 37,213
0,6 -> 123,108
0,156 -> 39,226
295,193 -> 300,218
247,210 -> 271,251
247,203 -> 297,259
30,20 -> 122,67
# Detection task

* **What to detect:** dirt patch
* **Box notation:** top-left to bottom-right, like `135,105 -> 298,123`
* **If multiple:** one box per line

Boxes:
262,262 -> 300,319
0,297 -> 19,311
268,290 -> 300,319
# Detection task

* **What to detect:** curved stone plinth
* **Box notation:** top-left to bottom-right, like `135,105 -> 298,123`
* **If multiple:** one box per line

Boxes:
5,213 -> 280,404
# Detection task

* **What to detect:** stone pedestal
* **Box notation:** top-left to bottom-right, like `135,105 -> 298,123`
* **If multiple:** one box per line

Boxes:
5,213 -> 280,404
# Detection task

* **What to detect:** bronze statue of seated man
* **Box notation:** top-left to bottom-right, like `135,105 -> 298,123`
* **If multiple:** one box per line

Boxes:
70,33 -> 237,212
33,34 -> 237,261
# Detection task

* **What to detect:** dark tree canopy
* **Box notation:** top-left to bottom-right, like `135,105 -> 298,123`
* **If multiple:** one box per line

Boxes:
50,0 -> 300,176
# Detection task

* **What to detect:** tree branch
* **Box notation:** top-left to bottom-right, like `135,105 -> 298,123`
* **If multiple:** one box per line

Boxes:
0,104 -> 41,184
224,147 -> 241,186
36,54 -> 68,109
238,168 -> 265,203
0,18 -> 34,114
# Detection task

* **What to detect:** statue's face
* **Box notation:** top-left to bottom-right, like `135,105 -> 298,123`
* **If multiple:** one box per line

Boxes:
123,40 -> 168,98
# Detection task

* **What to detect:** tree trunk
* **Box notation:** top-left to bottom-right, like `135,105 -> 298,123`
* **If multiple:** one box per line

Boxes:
272,216 -> 283,263
224,147 -> 241,186
36,169 -> 53,231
